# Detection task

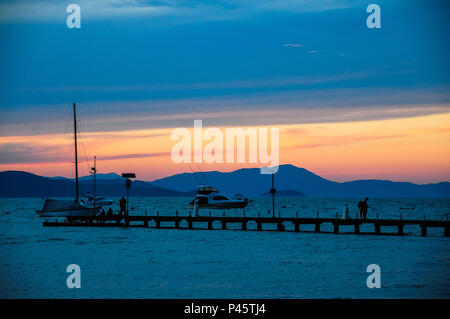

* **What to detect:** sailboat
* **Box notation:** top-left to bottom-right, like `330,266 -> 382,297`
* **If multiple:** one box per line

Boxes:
35,103 -> 99,218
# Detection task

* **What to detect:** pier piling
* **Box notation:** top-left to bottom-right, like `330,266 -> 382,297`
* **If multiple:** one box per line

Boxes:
315,223 -> 320,233
375,223 -> 381,234
334,223 -> 339,234
277,221 -> 284,231
398,224 -> 404,235
421,224 -> 427,237
354,223 -> 360,234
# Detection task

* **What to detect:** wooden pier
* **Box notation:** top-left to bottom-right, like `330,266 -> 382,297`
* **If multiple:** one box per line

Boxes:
42,213 -> 450,237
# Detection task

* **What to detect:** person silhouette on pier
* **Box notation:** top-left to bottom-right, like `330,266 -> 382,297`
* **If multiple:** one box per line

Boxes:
342,203 -> 350,219
358,198 -> 370,219
119,196 -> 127,220
99,208 -> 106,223
107,207 -> 113,220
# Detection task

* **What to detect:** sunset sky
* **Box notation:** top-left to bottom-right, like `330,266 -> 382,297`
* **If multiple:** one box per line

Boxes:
0,0 -> 449,183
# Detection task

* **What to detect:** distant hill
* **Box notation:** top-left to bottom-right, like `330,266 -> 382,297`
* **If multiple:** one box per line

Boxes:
151,164 -> 450,198
262,189 -> 306,197
0,171 -> 193,197
50,173 -> 122,182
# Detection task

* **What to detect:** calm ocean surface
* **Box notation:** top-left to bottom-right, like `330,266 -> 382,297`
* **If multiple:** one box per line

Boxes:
0,197 -> 449,298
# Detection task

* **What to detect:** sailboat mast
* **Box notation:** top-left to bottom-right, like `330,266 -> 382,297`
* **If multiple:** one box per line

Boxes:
73,102 -> 79,202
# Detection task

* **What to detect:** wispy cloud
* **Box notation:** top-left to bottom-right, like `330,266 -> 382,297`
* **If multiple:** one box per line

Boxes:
0,140 -> 165,164
2,84 -> 449,137
291,134 -> 407,149
0,142 -> 70,164
0,0 -> 367,23
14,72 -> 373,93
282,43 -> 304,48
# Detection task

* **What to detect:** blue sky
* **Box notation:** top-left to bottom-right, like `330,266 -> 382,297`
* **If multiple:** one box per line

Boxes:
0,0 -> 449,135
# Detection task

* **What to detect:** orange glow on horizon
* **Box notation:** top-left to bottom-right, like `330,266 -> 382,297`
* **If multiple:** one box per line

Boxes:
1,112 -> 449,184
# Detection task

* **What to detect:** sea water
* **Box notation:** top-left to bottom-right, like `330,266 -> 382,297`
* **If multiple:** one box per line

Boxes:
0,197 -> 449,298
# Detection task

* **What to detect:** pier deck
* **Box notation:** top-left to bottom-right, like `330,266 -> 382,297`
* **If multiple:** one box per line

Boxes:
42,214 -> 450,237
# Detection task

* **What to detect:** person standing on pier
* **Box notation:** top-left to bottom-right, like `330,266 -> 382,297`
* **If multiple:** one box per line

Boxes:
107,207 -> 113,220
119,196 -> 127,220
358,197 -> 370,219
342,203 -> 350,219
99,208 -> 106,223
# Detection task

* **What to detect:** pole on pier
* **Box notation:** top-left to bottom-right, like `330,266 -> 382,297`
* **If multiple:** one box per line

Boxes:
122,173 -> 136,225
270,170 -> 276,218
155,211 -> 160,228
90,156 -> 97,216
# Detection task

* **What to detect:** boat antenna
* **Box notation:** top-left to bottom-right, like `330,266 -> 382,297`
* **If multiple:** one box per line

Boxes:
73,102 -> 79,202
196,164 -> 209,186
188,164 -> 201,186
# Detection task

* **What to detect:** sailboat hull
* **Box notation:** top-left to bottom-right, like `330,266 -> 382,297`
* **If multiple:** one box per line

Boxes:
36,208 -> 97,217
189,199 -> 249,209
36,199 -> 98,217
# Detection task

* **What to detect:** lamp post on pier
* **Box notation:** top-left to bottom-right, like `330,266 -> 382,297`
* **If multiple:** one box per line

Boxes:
122,173 -> 136,218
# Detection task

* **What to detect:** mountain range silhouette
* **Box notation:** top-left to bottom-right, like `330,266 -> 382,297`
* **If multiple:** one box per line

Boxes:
1,164 -> 449,198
